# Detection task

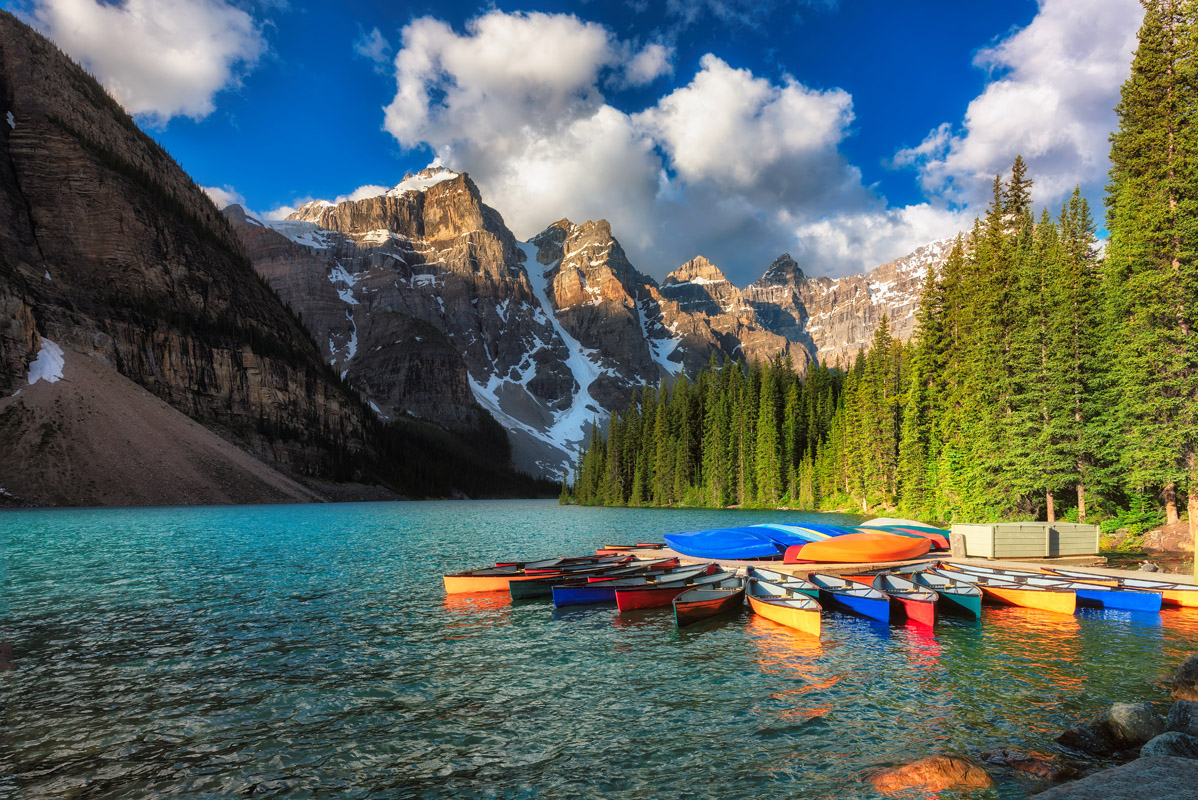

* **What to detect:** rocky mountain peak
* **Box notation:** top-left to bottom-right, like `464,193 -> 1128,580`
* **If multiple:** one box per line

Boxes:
663,255 -> 729,287
755,253 -> 805,287
386,165 -> 460,196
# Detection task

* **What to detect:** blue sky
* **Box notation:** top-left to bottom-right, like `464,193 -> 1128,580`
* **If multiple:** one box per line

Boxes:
8,1 -> 1143,281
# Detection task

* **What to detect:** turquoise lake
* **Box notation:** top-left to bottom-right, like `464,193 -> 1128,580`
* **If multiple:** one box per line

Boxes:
4,499 -> 1198,799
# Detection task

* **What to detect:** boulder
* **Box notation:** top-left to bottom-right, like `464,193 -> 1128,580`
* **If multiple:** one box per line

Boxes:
1057,702 -> 1165,755
865,753 -> 993,794
1141,731 -> 1198,759
1138,561 -> 1162,572
1169,653 -> 1198,702
1167,700 -> 1198,736
1031,756 -> 1198,799
980,747 -> 1081,781
1141,526 -> 1194,553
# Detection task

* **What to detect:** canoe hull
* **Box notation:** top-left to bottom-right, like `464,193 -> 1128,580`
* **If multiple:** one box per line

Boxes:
785,533 -> 931,564
551,584 -> 618,607
674,589 -> 745,627
1075,588 -> 1162,613
819,589 -> 890,622
444,573 -> 548,595
747,594 -> 821,637
616,585 -> 693,612
893,595 -> 936,627
937,590 -> 983,619
980,585 -> 1076,615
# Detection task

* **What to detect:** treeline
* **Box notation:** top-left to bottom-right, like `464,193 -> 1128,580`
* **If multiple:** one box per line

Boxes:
567,2 -> 1198,529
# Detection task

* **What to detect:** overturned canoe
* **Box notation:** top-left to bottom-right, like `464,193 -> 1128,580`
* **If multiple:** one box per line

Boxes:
674,579 -> 745,627
663,525 -> 813,559
785,532 -> 931,564
746,577 -> 822,637
445,555 -> 630,594
808,573 -> 890,622
856,525 -> 950,551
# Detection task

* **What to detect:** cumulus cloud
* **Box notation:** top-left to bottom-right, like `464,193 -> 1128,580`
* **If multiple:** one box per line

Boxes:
203,184 -> 246,210
29,0 -> 267,125
895,0 -> 1142,210
376,10 -> 899,281
624,42 -> 674,86
334,184 -> 389,203
354,26 -> 392,72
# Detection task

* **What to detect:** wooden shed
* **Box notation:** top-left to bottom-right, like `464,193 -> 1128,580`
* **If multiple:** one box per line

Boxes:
950,522 -> 1099,559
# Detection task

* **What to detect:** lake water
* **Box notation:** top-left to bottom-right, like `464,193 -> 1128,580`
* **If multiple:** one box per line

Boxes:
4,500 -> 1198,799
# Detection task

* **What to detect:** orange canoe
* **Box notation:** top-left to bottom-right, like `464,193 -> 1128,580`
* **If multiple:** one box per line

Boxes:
784,532 -> 931,564
747,579 -> 822,637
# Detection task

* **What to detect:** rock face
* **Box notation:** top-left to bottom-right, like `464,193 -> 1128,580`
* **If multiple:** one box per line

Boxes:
1167,700 -> 1198,735
864,753 -> 994,793
980,747 -> 1081,782
1031,756 -> 1198,799
0,12 -> 382,494
1140,731 -> 1198,759
232,180 -> 957,479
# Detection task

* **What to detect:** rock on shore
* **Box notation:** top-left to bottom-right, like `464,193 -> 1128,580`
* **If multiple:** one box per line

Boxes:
1031,756 -> 1198,799
864,753 -> 993,793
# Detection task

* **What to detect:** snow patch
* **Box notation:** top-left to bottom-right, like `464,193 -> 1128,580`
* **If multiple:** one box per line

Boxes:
387,168 -> 459,196
5,111 -> 14,129
266,220 -> 339,249
328,262 -> 360,305
27,339 -> 64,385
43,270 -> 51,281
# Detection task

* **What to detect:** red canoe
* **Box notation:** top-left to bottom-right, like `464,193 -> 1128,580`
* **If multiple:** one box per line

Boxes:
615,571 -> 738,612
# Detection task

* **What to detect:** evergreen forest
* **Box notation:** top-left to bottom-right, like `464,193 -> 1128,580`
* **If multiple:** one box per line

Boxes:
565,1 -> 1198,536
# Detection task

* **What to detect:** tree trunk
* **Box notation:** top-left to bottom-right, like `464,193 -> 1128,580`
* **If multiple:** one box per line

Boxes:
1166,482 -> 1180,525
1046,489 -> 1056,523
1076,479 -> 1087,524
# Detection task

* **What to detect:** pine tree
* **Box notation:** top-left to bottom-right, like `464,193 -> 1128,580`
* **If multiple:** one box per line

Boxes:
1104,0 -> 1198,539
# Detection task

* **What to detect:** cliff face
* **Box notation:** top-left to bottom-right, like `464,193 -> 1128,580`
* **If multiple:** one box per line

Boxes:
0,13 -> 377,491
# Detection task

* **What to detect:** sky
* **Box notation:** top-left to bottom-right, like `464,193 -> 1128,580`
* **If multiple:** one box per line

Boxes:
5,0 -> 1144,284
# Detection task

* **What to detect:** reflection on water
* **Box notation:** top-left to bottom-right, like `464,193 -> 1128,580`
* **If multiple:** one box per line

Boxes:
6,500 -> 1198,799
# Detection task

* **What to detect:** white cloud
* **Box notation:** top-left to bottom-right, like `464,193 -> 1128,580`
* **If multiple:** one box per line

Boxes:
790,204 -> 970,276
203,184 -> 245,210
354,26 -> 392,72
29,0 -> 267,125
377,10 -> 895,281
334,184 -> 389,203
895,0 -> 1142,210
624,42 -> 674,86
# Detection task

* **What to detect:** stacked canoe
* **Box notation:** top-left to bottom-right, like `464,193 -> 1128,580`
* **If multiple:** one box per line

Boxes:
663,519 -> 949,563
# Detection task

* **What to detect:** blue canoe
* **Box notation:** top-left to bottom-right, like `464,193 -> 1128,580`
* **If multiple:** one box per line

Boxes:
664,526 -> 807,559
808,573 -> 891,622
945,563 -> 1162,613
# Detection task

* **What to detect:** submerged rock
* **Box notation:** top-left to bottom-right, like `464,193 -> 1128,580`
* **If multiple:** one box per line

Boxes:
980,747 -> 1081,781
1169,653 -> 1198,702
1031,756 -> 1198,799
864,753 -> 993,793
1058,702 -> 1165,755
1140,731 -> 1198,759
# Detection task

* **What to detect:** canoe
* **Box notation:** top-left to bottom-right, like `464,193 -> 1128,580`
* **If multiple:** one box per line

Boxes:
856,525 -> 950,550
614,571 -> 739,612
808,573 -> 890,622
746,577 -> 822,637
942,563 -> 1162,613
551,564 -> 714,607
674,579 -> 745,627
508,558 -> 679,599
910,569 -> 983,618
596,543 -> 664,555
445,555 -> 635,593
1043,567 -> 1198,609
744,566 -> 819,597
663,525 -> 812,559
872,572 -> 938,627
784,532 -> 931,564
933,569 -> 1076,615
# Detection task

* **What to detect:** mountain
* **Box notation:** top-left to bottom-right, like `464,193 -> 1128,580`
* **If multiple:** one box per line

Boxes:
229,168 -> 953,480
0,13 -> 548,506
